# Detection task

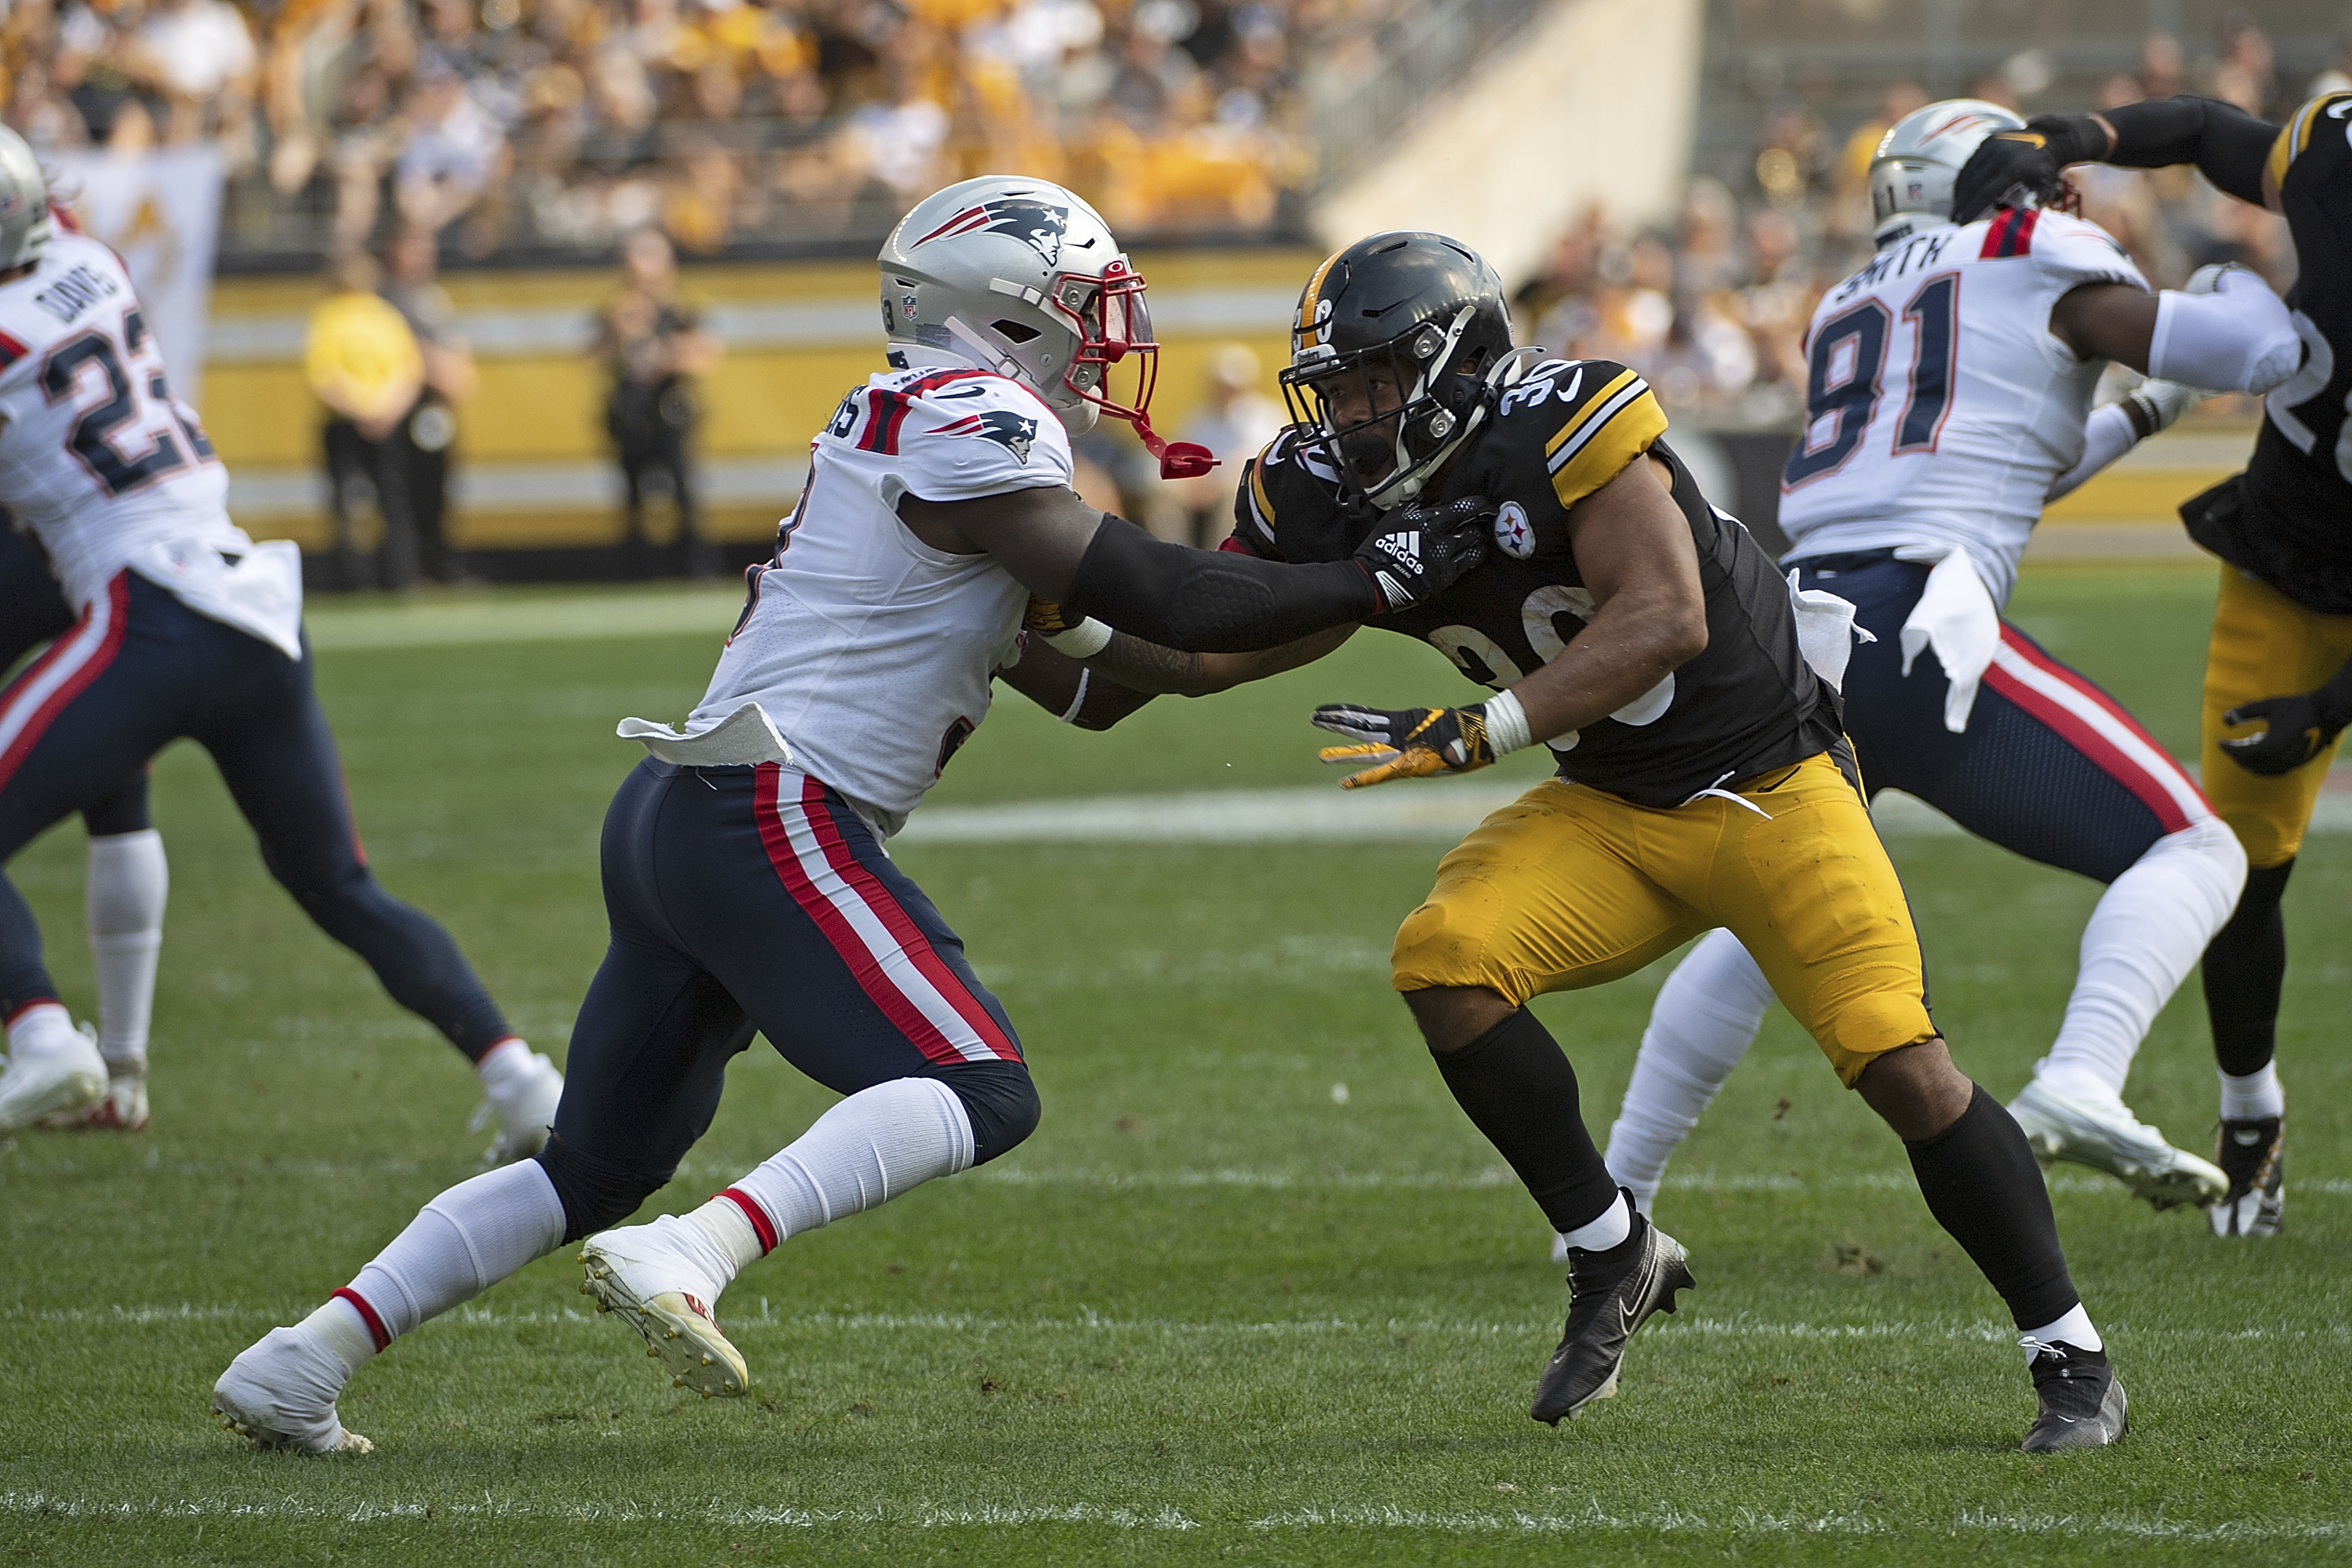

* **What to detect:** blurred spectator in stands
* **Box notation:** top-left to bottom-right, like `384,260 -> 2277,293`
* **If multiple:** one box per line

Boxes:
2313,26 -> 2352,96
380,223 -> 476,585
1831,79 -> 1923,243
396,52 -> 507,242
1167,343 -> 1283,546
593,226 -> 723,579
2210,9 -> 2274,114
306,250 -> 424,591
2140,32 -> 2185,99
129,0 -> 257,166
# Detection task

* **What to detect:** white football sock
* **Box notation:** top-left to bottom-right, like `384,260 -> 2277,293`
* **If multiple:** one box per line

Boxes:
341,1160 -> 568,1345
85,829 -> 166,1072
1558,1190 -> 1633,1253
7,1002 -> 80,1059
723,1078 -> 975,1252
301,1296 -> 379,1380
2039,818 -> 2245,1102
2219,1062 -> 2285,1121
2020,1302 -> 2103,1357
1604,927 -> 1774,1211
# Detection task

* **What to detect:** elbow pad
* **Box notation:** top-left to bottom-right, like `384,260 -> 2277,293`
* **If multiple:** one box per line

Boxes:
1064,514 -> 1373,654
2147,271 -> 2300,395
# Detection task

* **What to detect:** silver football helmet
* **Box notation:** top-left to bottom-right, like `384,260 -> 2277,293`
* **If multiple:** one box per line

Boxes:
1868,99 -> 2025,245
876,176 -> 1211,477
0,125 -> 51,273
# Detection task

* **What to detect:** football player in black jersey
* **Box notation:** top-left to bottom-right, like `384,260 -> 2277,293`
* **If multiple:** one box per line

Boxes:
1047,232 -> 2123,1450
1958,93 -> 2352,1238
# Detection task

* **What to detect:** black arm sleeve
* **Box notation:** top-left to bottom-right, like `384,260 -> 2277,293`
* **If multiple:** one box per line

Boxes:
1063,514 -> 1375,653
2102,96 -> 2278,206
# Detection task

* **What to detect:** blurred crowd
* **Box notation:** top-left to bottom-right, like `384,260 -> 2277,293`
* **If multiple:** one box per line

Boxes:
1516,16 -> 2352,428
0,0 -> 1420,257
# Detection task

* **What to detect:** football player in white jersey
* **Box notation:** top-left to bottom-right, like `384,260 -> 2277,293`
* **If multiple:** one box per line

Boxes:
1597,100 -> 2303,1225
212,176 -> 1493,1452
0,129 -> 563,1151
0,523 -> 166,1128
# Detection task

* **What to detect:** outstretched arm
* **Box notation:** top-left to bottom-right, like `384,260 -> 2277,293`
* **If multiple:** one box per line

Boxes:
897,485 -> 1487,654
1955,97 -> 2281,221
2049,267 -> 2297,394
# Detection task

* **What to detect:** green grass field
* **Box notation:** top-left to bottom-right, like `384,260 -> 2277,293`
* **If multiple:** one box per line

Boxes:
3,564 -> 2347,1566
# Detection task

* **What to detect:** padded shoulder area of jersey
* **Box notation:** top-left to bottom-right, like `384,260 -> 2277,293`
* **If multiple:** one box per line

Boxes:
2270,92 -> 2352,191
1498,358 -> 1668,510
1236,426 -> 1346,561
2005,210 -> 2148,291
838,367 -> 1075,501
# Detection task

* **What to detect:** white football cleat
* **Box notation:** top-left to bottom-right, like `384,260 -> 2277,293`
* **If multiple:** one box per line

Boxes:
0,1019 -> 107,1131
211,1326 -> 373,1454
473,1045 -> 564,1166
579,1217 -> 749,1398
42,1064 -> 148,1131
2009,1079 -> 2227,1210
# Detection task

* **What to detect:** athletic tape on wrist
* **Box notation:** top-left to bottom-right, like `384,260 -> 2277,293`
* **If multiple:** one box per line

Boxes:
1043,618 -> 1113,659
1483,688 -> 1533,756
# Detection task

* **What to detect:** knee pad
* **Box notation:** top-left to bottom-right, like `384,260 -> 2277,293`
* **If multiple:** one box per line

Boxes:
534,1134 -> 670,1243
933,1060 -> 1040,1167
2138,815 -> 2249,927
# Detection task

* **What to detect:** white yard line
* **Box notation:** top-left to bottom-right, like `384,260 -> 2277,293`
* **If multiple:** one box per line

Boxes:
13,1303 -> 2343,1346
1,1490 -> 2337,1541
902,777 -> 2352,844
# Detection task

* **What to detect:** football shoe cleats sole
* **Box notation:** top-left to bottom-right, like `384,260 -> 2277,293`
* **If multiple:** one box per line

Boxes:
1531,1214 -> 1694,1425
2209,1116 -> 2284,1237
2021,1343 -> 2128,1453
0,1031 -> 107,1132
2009,1080 -> 2227,1210
579,1236 -> 748,1399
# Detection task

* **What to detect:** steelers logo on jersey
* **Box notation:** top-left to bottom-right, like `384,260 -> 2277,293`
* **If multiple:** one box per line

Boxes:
1494,500 -> 1535,559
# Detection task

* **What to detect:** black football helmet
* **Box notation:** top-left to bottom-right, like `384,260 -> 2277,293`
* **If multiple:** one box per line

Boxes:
1279,231 -> 1515,512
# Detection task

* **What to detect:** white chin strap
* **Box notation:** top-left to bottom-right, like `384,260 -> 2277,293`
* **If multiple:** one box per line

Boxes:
887,321 -> 1094,434
1364,307 -> 1485,512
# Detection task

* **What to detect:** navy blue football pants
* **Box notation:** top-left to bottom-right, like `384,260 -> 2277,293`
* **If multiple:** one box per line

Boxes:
533,757 -> 1036,1243
1,528 -> 147,837
1795,552 -> 2210,880
0,570 -> 511,1056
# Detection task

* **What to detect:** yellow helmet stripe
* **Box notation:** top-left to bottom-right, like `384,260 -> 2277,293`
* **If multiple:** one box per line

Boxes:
1295,248 -> 1345,350
2268,93 -> 2344,191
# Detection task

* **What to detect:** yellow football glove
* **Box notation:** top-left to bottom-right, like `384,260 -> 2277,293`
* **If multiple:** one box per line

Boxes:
1313,702 -> 1497,789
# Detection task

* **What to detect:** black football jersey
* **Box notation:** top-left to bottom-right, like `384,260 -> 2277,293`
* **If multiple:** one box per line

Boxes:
1229,358 -> 1840,807
2206,93 -> 2352,613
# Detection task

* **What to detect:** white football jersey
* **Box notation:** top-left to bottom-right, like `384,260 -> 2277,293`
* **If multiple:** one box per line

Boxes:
1777,209 -> 2147,605
666,365 -> 1073,833
0,232 -> 245,610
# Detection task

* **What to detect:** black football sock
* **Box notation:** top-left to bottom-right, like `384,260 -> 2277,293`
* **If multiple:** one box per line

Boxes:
1905,1084 -> 2078,1331
1431,1007 -> 1621,1235
2203,858 -> 2293,1078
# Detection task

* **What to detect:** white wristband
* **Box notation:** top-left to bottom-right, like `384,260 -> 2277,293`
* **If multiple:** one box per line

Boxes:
1483,688 -> 1533,756
1043,618 -> 1113,659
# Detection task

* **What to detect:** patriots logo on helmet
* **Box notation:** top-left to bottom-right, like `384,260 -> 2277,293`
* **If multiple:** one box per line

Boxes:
937,408 -> 1040,463
910,198 -> 1069,264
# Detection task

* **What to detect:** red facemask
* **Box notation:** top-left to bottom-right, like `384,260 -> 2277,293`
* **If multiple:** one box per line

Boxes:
1050,258 -> 1217,480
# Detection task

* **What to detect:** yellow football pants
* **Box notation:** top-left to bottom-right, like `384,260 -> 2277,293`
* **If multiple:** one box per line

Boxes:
2201,566 -> 2352,869
1392,750 -> 1936,1086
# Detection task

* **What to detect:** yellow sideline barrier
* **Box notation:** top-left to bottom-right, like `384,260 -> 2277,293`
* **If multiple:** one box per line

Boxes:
205,249 -> 1319,554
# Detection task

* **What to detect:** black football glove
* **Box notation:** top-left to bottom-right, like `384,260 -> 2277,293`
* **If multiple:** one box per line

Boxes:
1951,114 -> 2108,225
1352,495 -> 1495,615
1312,702 -> 1498,788
2220,690 -> 2352,776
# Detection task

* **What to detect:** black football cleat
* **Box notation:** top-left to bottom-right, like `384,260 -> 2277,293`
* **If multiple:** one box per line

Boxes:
2020,1341 -> 2127,1453
1530,1205 -> 1694,1425
2209,1116 -> 2284,1237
